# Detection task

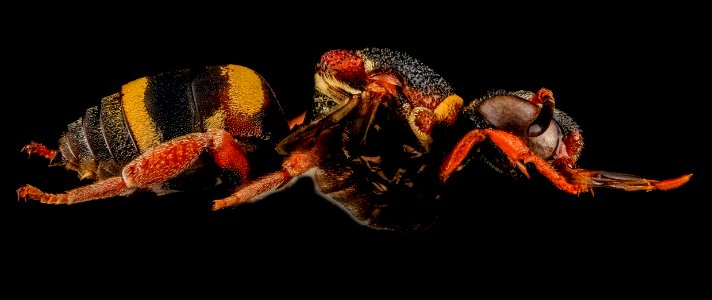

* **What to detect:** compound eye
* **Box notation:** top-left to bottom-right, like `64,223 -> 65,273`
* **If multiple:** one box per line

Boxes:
476,94 -> 538,135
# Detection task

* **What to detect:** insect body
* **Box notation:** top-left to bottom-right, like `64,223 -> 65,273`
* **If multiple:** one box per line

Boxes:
18,65 -> 289,204
18,49 -> 692,232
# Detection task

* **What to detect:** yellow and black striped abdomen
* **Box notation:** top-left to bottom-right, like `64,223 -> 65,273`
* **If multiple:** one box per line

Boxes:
59,65 -> 289,180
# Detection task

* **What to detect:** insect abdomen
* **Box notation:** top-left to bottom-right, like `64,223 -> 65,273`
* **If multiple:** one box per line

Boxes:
59,65 -> 288,181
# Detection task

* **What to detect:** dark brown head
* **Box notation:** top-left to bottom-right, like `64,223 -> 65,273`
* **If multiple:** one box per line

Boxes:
464,90 -> 584,168
458,89 -> 692,194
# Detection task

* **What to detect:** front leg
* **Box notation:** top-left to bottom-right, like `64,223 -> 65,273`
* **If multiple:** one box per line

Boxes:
17,129 -> 250,205
440,129 -> 586,194
440,129 -> 691,194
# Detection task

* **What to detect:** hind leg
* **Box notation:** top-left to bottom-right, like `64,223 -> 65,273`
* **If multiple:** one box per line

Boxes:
18,129 -> 250,205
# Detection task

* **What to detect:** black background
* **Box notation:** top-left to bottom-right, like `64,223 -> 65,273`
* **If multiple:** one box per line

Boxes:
5,5 -> 709,296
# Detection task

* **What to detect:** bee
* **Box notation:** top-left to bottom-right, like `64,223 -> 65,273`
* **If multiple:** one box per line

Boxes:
17,48 -> 692,232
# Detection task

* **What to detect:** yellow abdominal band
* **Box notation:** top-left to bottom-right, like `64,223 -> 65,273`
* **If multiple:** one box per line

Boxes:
221,65 -> 266,117
122,77 -> 161,151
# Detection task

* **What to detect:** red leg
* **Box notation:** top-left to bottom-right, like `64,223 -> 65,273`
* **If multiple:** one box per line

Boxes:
122,129 -> 249,187
565,169 -> 692,192
212,150 -> 319,210
18,129 -> 251,205
17,177 -> 128,204
440,130 -> 488,182
208,129 -> 250,181
440,129 -> 587,194
21,142 -> 58,161
484,129 -> 587,194
288,110 -> 307,130
441,128 -> 692,194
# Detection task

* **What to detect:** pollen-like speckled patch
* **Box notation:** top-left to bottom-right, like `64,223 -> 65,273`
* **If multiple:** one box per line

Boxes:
203,110 -> 226,130
221,65 -> 265,117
